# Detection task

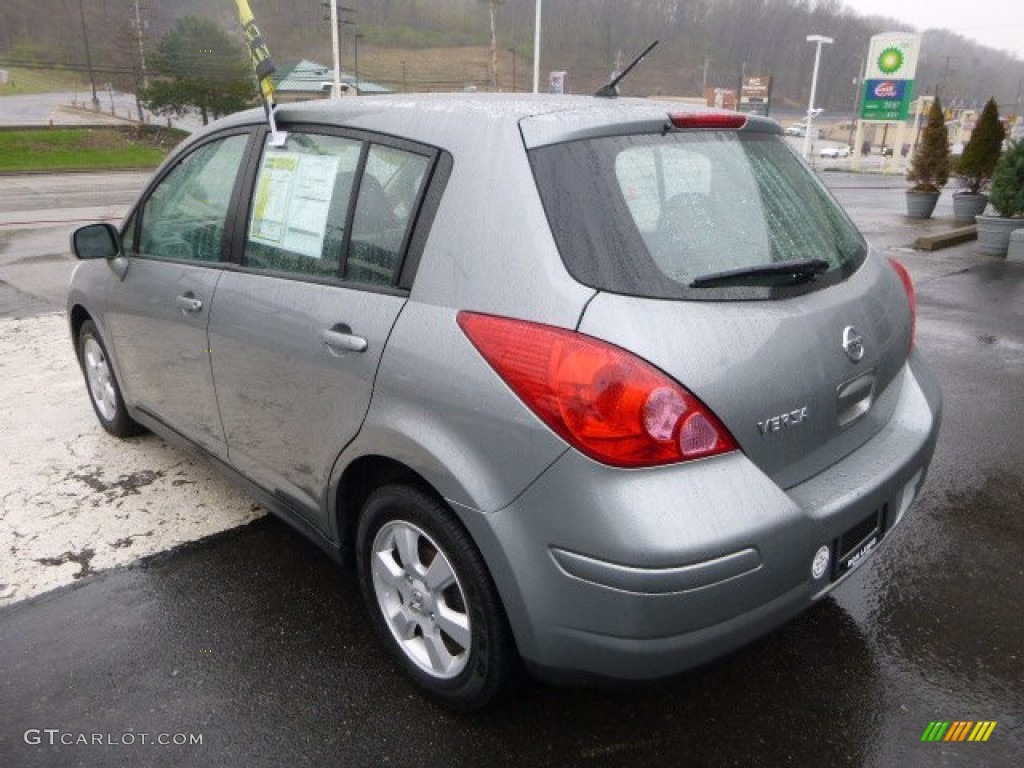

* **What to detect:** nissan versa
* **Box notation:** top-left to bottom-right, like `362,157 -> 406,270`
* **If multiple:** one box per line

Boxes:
68,93 -> 941,710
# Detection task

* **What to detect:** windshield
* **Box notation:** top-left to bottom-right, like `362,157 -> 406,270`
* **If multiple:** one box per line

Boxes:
530,131 -> 866,300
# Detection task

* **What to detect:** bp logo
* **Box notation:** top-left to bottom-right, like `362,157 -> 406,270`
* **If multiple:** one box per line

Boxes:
878,47 -> 904,75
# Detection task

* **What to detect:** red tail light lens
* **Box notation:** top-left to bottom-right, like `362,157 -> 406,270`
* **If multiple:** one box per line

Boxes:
457,312 -> 738,468
668,113 -> 747,130
888,257 -> 916,349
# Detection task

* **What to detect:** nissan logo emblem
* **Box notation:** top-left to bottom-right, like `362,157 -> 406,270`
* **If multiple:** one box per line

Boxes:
843,326 -> 865,362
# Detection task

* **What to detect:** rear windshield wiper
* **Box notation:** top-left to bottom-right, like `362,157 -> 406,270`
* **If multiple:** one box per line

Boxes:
690,258 -> 830,289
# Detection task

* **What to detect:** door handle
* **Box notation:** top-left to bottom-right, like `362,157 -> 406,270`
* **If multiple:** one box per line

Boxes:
176,294 -> 204,315
322,324 -> 368,355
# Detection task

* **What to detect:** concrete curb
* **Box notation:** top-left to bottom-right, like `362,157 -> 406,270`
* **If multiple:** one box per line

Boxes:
913,225 -> 977,251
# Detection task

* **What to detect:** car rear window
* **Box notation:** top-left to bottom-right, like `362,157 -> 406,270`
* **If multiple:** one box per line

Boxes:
529,131 -> 866,300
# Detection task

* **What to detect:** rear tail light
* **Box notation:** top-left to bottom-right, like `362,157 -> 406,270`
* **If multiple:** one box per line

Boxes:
888,257 -> 916,349
457,312 -> 738,468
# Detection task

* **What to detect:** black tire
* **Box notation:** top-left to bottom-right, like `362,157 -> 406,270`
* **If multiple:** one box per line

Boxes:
76,319 -> 144,438
356,484 -> 514,711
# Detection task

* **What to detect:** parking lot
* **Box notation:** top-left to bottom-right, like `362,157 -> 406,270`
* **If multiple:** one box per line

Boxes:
1,171 -> 1022,767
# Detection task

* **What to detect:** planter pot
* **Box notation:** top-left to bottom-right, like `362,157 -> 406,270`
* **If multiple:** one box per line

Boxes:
952,192 -> 988,223
906,190 -> 940,219
975,215 -> 1024,256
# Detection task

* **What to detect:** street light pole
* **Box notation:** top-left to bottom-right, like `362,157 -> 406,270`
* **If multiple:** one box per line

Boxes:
509,48 -> 517,92
803,34 -> 833,160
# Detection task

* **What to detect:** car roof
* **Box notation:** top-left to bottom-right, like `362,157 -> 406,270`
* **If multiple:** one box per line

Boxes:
204,93 -> 781,152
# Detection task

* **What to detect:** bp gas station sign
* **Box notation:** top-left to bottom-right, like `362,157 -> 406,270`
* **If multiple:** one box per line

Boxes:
860,33 -> 920,121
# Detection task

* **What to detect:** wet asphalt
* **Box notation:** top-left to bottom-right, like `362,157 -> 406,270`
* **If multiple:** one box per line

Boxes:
1,176 -> 1023,767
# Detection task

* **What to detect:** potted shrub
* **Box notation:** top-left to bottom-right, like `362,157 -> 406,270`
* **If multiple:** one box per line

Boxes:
953,97 -> 1005,223
906,97 -> 950,219
976,139 -> 1024,255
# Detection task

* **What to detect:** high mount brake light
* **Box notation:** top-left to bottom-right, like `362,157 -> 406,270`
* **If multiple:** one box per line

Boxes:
888,257 -> 916,350
668,113 -> 747,130
457,312 -> 738,468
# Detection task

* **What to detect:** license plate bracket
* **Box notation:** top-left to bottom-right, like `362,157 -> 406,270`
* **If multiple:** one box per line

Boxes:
833,507 -> 884,578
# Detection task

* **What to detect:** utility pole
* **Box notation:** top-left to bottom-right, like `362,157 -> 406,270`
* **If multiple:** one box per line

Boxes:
133,0 -> 148,90
847,52 -> 865,147
77,0 -> 100,110
509,47 -> 517,92
132,0 -> 148,122
324,2 -> 355,99
936,55 -> 955,99
737,61 -> 746,111
354,33 -> 363,94
702,57 -> 711,92
532,0 -> 542,93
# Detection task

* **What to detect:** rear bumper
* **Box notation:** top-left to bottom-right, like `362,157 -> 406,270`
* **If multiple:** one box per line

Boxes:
458,351 -> 941,682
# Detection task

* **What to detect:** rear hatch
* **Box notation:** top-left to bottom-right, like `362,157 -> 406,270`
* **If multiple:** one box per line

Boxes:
528,118 -> 912,488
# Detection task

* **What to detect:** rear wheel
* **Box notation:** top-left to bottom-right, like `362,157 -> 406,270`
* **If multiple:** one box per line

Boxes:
356,484 -> 514,711
76,319 -> 143,438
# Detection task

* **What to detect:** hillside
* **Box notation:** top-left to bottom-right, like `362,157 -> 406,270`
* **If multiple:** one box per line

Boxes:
2,0 -> 1022,112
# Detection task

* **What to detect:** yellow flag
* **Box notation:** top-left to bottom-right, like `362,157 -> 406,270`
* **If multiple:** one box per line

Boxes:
235,0 -> 276,104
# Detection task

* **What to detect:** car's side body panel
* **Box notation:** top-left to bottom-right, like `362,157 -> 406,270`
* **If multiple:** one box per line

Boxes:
104,258 -> 226,456
334,300 -> 574,515
208,272 -> 407,529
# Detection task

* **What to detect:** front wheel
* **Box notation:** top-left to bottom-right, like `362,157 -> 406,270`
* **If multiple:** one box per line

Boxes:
76,319 -> 144,438
356,484 -> 514,711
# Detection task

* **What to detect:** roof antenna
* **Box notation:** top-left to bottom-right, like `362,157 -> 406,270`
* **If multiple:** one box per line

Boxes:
594,40 -> 658,98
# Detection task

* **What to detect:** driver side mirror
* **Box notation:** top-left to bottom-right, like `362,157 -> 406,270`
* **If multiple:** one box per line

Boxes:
71,222 -> 122,260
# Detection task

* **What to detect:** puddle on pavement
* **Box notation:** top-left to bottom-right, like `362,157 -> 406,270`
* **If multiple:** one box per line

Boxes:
837,469 -> 1024,709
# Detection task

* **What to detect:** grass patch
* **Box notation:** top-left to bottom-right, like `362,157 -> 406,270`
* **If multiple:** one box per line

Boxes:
0,67 -> 87,96
0,127 -> 184,172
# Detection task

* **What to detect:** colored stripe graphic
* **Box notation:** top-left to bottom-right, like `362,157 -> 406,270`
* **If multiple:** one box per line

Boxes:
921,720 -> 996,742
945,721 -> 972,741
969,722 -> 997,742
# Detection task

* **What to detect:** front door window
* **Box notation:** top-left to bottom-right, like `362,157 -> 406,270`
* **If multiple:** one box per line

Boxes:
139,134 -> 248,262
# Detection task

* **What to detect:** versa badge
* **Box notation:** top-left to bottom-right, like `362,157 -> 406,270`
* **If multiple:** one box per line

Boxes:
758,406 -> 809,436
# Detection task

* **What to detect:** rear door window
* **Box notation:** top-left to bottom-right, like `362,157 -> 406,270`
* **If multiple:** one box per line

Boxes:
246,134 -> 362,278
346,145 -> 430,285
243,133 -> 431,287
531,131 -> 866,300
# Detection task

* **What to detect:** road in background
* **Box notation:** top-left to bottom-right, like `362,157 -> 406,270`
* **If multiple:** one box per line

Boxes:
0,171 -> 1021,767
0,172 -> 149,320
0,91 -> 204,132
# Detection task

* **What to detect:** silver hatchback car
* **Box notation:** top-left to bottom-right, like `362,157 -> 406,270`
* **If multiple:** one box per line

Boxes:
69,94 -> 941,710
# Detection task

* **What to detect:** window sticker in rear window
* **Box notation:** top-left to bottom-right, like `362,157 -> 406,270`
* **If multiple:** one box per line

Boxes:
250,151 -> 341,259
245,134 -> 361,278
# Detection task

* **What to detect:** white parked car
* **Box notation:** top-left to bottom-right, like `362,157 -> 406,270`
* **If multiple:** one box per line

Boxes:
819,144 -> 851,159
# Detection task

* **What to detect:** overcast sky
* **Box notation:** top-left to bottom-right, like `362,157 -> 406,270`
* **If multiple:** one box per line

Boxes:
841,0 -> 1024,61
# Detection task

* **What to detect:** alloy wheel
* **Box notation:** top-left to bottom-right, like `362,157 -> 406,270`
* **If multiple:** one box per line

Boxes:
370,520 -> 472,679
